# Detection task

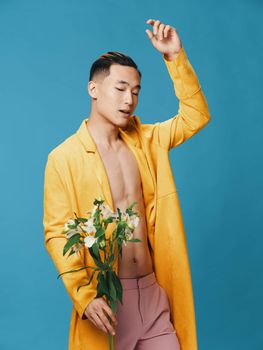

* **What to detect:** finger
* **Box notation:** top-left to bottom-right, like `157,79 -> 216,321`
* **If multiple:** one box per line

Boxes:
146,18 -> 155,25
158,23 -> 165,40
153,19 -> 161,36
145,29 -> 153,39
91,314 -> 108,334
145,28 -> 158,46
102,302 -> 118,324
146,18 -> 160,41
99,311 -> 116,335
163,25 -> 171,38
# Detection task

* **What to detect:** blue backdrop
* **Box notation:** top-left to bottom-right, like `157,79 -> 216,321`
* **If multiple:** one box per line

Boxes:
1,0 -> 262,349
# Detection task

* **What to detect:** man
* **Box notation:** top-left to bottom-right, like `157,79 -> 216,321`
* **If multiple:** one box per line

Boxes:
43,18 -> 210,350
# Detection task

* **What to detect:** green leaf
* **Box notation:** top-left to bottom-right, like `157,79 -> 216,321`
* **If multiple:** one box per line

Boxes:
57,265 -> 98,279
74,218 -> 79,225
88,245 -> 106,269
97,272 -> 111,300
110,298 -> 117,314
125,201 -> 138,215
67,224 -> 77,229
77,217 -> 88,223
116,207 -> 122,220
108,271 -> 117,301
103,216 -> 115,225
77,269 -> 98,292
94,226 -> 104,239
129,201 -> 137,209
116,239 -> 123,259
128,238 -> 143,243
111,228 -> 117,240
91,242 -> 100,259
63,234 -> 81,256
116,221 -> 126,237
111,270 -> 123,305
109,254 -> 114,264
68,248 -> 75,257
94,197 -> 104,206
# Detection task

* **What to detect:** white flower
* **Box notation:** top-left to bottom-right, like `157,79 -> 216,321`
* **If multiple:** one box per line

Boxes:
64,219 -> 76,232
127,215 -> 140,230
84,235 -> 98,248
101,203 -> 114,220
91,205 -> 98,217
122,212 -> 129,222
125,231 -> 133,241
65,229 -> 79,239
123,230 -> 133,246
82,218 -> 96,234
131,215 -> 140,228
122,225 -> 134,245
64,221 -> 81,239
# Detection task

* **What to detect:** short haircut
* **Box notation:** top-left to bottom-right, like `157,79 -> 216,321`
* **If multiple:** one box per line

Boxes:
89,51 -> 141,83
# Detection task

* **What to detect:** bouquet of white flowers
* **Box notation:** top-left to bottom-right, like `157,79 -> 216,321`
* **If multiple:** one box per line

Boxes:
57,196 -> 142,350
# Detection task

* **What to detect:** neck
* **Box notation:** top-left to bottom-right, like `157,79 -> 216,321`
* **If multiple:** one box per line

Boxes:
85,113 -> 122,150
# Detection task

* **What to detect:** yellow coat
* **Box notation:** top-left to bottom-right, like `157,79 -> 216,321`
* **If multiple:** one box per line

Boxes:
43,46 -> 210,350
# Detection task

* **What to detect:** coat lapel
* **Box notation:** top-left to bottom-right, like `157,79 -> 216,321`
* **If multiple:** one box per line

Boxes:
76,118 -> 113,211
119,126 -> 157,238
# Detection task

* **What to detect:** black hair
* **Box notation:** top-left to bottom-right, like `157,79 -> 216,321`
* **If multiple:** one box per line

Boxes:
89,51 -> 141,82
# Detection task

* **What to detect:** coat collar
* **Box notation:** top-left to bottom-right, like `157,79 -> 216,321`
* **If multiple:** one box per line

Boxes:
76,117 -> 141,153
75,116 -> 156,239
75,117 -> 143,213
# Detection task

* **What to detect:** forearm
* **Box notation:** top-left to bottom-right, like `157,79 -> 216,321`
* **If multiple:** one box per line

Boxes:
160,46 -> 210,149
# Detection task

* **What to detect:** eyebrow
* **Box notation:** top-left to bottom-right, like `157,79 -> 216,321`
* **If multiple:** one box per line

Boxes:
115,80 -> 141,90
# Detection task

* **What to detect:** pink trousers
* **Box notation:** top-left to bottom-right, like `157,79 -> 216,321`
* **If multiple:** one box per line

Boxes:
115,271 -> 181,350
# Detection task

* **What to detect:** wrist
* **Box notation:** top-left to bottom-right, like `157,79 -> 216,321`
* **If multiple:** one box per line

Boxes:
163,46 -> 182,61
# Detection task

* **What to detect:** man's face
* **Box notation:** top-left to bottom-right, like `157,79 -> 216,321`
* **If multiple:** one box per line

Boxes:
89,64 -> 141,127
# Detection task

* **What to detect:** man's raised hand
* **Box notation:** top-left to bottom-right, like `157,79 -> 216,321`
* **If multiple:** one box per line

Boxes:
145,19 -> 182,61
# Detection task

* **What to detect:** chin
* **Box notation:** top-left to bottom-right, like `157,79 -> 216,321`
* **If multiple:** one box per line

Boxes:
116,116 -> 131,127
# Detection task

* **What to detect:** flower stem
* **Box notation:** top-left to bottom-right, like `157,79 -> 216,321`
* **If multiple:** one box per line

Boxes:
109,332 -> 114,350
106,298 -> 115,350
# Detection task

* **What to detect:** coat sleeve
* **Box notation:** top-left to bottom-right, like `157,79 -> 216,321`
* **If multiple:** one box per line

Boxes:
43,153 -> 97,320
139,46 -> 211,151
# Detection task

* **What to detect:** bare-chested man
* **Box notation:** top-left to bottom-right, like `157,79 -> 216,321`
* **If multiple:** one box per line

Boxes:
83,18 -> 182,349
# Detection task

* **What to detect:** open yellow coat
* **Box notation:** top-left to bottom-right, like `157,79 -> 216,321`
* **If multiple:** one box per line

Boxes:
43,46 -> 210,350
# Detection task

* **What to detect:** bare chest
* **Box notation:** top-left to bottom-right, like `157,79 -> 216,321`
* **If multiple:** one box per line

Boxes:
96,139 -> 154,277
97,141 -> 141,212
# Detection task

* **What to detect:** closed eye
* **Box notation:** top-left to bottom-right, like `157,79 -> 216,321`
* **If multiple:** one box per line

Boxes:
115,88 -> 139,96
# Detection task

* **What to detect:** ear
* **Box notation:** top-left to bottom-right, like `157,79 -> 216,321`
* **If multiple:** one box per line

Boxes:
87,81 -> 98,99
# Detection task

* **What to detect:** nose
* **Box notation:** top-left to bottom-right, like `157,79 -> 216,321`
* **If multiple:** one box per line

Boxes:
124,90 -> 134,106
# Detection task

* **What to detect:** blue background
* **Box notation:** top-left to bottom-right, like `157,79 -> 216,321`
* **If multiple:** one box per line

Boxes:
1,0 -> 262,349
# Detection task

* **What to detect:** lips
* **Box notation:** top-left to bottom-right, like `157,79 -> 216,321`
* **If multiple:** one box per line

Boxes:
119,109 -> 131,116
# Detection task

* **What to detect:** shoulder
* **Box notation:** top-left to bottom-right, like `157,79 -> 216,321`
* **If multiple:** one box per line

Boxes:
132,115 -> 161,147
49,134 -> 76,155
132,115 -> 159,135
46,132 -> 81,171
